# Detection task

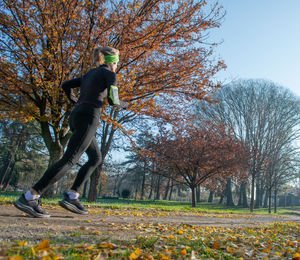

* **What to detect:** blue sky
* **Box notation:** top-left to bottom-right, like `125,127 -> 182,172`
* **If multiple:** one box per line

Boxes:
211,0 -> 300,96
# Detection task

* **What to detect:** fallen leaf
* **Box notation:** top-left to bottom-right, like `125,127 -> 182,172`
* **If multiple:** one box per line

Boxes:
107,242 -> 118,249
177,230 -> 184,235
134,247 -> 141,256
129,252 -> 137,259
213,241 -> 221,250
36,240 -> 50,250
180,248 -> 187,256
293,252 -> 300,260
18,241 -> 28,247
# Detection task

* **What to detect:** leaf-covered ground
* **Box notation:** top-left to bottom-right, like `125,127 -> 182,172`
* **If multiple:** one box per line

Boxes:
0,203 -> 299,259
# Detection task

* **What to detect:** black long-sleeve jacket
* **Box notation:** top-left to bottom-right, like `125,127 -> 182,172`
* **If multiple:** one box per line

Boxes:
62,64 -> 117,108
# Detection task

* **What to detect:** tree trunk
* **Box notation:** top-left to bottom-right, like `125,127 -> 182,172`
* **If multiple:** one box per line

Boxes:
155,175 -> 161,200
168,180 -> 173,201
88,165 -> 102,202
208,191 -> 214,203
163,178 -> 171,200
134,176 -> 138,200
259,181 -> 264,208
3,161 -> 16,192
196,186 -> 201,203
219,195 -> 224,204
268,187 -> 272,214
177,186 -> 182,197
263,189 -> 268,208
140,171 -> 146,200
225,178 -> 235,207
0,153 -> 13,188
148,175 -> 154,200
250,174 -> 255,212
238,182 -> 248,207
254,176 -> 260,208
274,186 -> 278,213
98,183 -> 102,197
241,182 -> 249,208
113,176 -> 118,196
82,180 -> 88,198
191,186 -> 196,207
238,184 -> 242,206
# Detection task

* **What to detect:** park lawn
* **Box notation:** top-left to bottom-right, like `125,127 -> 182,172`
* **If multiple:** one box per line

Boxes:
0,192 -> 299,215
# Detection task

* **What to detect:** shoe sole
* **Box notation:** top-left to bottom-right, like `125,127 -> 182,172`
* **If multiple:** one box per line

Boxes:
13,200 -> 50,218
59,200 -> 88,215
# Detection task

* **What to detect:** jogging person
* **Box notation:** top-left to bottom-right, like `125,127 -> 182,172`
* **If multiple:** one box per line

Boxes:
14,46 -> 125,217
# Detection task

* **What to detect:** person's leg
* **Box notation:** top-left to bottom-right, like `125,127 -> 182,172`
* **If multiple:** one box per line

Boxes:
59,137 -> 102,214
14,126 -> 96,217
71,136 -> 102,192
14,104 -> 100,217
32,105 -> 99,195
32,125 -> 96,194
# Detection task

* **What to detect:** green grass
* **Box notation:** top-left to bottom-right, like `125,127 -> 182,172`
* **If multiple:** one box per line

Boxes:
1,191 -> 299,215
90,197 -> 300,215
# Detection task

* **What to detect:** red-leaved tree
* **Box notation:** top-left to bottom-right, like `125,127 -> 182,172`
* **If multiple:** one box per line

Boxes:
145,121 -> 249,207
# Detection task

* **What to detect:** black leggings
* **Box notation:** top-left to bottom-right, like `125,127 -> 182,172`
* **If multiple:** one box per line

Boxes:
33,104 -> 102,194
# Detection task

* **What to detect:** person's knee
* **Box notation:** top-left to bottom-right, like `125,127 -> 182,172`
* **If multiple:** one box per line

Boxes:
95,156 -> 102,167
63,154 -> 81,167
90,155 -> 102,167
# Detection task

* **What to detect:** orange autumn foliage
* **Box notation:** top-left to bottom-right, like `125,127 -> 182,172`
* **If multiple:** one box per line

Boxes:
0,0 -> 225,122
0,0 -> 226,167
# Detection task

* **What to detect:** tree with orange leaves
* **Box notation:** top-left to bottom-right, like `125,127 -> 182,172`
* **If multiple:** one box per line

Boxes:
0,0 -> 225,197
145,121 -> 249,207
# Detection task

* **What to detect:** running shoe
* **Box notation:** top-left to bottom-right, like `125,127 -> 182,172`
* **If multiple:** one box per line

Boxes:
13,194 -> 50,218
59,191 -> 88,215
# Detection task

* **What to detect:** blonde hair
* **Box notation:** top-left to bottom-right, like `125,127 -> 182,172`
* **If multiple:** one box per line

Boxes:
93,46 -> 119,67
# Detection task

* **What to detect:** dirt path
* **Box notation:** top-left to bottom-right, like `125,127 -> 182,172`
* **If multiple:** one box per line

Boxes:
0,204 -> 299,244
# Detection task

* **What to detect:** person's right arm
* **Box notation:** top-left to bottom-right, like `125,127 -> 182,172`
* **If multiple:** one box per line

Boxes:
62,77 -> 81,104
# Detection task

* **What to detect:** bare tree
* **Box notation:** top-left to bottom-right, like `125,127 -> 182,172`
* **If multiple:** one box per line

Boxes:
263,145 -> 299,213
196,79 -> 300,212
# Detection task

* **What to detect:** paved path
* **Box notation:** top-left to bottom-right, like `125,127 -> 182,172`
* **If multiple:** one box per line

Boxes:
0,204 -> 299,243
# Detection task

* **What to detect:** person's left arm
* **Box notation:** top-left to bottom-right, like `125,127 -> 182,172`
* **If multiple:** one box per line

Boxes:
106,71 -> 120,106
62,77 -> 81,104
105,71 -> 129,109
